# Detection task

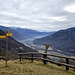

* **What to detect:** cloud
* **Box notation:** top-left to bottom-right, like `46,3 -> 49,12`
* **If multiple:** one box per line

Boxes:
64,4 -> 75,13
0,0 -> 75,31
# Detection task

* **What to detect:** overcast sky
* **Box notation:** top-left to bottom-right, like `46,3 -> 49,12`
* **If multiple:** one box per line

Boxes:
0,0 -> 75,31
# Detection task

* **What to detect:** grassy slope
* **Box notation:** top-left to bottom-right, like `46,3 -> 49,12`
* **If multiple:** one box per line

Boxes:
0,60 -> 75,75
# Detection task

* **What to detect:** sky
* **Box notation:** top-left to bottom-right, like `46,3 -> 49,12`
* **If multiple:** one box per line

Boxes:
0,0 -> 75,31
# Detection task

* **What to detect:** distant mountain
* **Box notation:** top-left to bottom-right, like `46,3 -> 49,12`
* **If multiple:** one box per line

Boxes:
0,26 -> 53,41
0,29 -> 37,59
0,26 -> 23,41
10,27 -> 52,40
33,27 -> 75,54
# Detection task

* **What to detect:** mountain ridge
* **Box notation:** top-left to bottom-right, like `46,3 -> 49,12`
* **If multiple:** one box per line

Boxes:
33,27 -> 75,54
0,26 -> 53,41
0,29 -> 37,59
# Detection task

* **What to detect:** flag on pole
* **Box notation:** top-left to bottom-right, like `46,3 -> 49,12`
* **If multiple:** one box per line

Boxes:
6,30 -> 12,37
0,35 -> 6,39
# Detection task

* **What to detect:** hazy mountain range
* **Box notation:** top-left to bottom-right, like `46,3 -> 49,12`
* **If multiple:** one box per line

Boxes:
1,25 -> 75,55
0,28 -> 38,59
0,26 -> 52,41
0,25 -> 52,59
33,27 -> 75,54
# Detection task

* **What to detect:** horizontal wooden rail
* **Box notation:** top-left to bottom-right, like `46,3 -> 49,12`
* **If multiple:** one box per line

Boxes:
18,52 -> 75,60
18,52 -> 75,71
0,56 -> 6,60
48,54 -> 75,60
41,58 -> 75,68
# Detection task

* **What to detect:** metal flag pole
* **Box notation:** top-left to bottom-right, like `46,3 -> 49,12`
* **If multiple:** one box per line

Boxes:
5,30 -> 12,67
6,36 -> 8,67
0,30 -> 12,67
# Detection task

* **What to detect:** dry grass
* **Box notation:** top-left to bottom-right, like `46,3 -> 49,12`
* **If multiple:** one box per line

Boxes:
0,60 -> 74,75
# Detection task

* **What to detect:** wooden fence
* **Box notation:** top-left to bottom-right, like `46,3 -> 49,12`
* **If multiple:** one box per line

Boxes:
18,52 -> 75,71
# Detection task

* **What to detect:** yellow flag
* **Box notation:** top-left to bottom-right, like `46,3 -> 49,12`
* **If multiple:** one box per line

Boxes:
0,35 -> 6,39
6,30 -> 12,37
0,30 -> 12,39
6,33 -> 12,37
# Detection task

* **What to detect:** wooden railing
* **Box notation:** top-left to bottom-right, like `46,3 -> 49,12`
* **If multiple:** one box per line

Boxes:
0,56 -> 6,60
18,52 -> 75,71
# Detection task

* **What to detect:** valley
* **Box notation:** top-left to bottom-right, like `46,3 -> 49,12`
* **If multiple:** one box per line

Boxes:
21,38 -> 67,57
0,26 -> 75,58
33,27 -> 75,56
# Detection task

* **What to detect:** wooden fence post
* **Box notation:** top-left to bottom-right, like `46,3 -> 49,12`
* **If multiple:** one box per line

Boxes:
66,58 -> 69,71
43,54 -> 47,65
31,53 -> 33,62
20,54 -> 21,61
